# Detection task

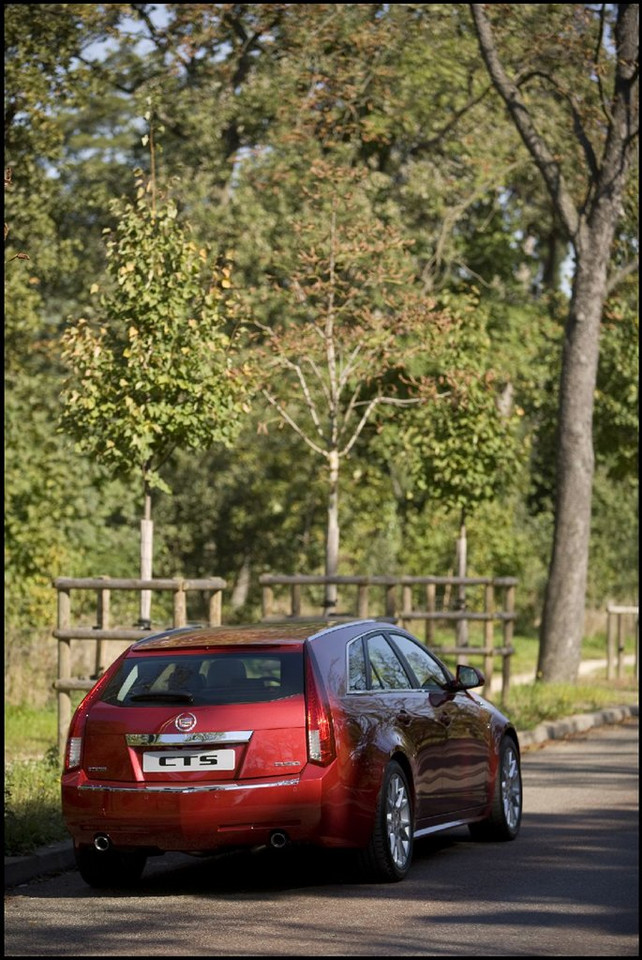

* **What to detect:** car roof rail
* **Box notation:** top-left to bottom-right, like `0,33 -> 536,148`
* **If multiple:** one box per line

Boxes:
309,618 -> 390,640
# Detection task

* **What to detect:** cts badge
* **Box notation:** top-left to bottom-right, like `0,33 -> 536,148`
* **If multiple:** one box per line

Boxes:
142,749 -> 235,772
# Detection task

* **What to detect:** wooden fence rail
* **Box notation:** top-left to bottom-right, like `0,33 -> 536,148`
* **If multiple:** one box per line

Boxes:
52,576 -> 226,757
259,573 -> 518,702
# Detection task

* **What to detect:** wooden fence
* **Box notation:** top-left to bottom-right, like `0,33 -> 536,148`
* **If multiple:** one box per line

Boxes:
259,573 -> 518,701
52,576 -> 226,756
606,604 -> 639,680
52,571 -> 517,756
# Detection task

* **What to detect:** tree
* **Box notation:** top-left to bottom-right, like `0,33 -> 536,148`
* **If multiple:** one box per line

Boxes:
60,163 -> 250,625
470,3 -> 639,681
367,291 -> 525,641
245,160 -> 452,612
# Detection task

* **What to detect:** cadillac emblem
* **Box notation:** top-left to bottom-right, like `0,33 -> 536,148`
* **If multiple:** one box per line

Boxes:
174,712 -> 197,733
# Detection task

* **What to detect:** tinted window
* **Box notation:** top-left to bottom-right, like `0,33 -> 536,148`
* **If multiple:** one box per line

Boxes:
100,653 -> 303,706
388,634 -> 449,688
367,634 -> 412,690
348,637 -> 368,691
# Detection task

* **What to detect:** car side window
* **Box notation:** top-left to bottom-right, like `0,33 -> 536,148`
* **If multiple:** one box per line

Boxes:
366,634 -> 413,689
347,637 -> 368,691
388,634 -> 449,689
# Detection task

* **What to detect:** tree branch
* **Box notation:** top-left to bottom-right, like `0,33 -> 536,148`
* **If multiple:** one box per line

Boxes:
469,4 -> 580,241
262,389 -> 326,458
606,258 -> 639,296
516,69 -> 599,180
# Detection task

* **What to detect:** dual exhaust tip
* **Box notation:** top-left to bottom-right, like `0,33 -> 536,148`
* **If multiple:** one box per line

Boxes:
93,830 -> 290,852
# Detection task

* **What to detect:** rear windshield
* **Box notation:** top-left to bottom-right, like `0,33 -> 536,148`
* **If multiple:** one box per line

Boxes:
100,652 -> 304,707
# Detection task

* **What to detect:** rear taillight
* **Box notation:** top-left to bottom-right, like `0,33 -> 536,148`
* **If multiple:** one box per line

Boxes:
63,650 -> 128,773
304,652 -> 336,766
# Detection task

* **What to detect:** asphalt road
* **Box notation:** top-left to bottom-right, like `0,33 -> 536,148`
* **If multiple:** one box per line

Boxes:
4,718 -> 638,957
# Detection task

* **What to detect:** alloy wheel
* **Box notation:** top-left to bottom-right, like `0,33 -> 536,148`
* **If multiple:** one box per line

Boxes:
501,742 -> 522,831
385,772 -> 412,870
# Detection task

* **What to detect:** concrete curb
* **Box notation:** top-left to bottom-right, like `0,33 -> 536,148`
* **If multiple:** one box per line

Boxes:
517,702 -> 638,749
5,839 -> 76,889
5,702 -> 639,890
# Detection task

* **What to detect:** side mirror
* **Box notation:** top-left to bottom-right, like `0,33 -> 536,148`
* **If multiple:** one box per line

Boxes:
454,664 -> 485,690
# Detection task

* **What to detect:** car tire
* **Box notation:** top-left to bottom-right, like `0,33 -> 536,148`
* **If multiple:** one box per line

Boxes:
357,760 -> 414,882
74,843 -> 147,889
469,735 -> 522,842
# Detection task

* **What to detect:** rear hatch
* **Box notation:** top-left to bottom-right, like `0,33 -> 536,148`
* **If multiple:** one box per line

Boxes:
81,646 -> 307,783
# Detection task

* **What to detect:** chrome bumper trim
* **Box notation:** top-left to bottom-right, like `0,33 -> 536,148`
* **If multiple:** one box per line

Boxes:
77,777 -> 300,794
125,730 -> 253,746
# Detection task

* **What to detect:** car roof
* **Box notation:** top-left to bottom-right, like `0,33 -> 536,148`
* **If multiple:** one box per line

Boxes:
131,619 -> 387,651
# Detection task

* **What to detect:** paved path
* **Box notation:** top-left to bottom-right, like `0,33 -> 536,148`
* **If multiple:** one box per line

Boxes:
5,718 -> 639,956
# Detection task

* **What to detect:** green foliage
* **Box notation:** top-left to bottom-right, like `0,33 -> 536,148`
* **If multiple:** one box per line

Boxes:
4,365 -> 140,628
60,173 -> 251,496
371,293 -> 526,518
4,749 -> 67,856
587,467 -> 639,607
594,297 -> 639,481
3,2 -> 638,641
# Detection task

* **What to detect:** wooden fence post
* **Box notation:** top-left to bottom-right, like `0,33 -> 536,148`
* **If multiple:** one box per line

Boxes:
501,583 -> 515,703
291,583 -> 301,618
173,580 -> 187,627
57,587 -> 72,758
606,609 -> 616,680
357,583 -> 370,620
385,583 -> 397,619
483,584 -> 494,694
617,613 -> 625,680
425,583 -> 435,645
208,589 -> 222,626
357,583 -> 369,619
262,585 -> 273,620
94,577 -> 110,677
402,584 -> 412,627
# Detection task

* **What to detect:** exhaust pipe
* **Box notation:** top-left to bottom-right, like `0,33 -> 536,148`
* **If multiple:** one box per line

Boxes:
93,833 -> 111,852
269,831 -> 289,850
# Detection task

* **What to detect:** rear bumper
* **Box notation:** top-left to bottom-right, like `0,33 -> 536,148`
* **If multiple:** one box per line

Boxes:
62,766 -> 353,852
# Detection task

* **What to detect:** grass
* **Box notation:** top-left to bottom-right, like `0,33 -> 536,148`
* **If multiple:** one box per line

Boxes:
503,674 -> 638,731
4,634 -> 638,857
4,749 -> 66,857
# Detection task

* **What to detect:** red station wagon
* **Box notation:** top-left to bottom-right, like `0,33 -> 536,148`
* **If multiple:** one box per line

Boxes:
61,619 -> 522,887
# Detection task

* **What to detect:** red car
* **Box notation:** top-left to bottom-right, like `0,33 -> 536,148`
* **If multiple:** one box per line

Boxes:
61,619 -> 522,887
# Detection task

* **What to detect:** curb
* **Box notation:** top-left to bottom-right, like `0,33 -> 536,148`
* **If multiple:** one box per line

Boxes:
5,839 -> 76,889
4,703 -> 639,890
517,702 -> 638,749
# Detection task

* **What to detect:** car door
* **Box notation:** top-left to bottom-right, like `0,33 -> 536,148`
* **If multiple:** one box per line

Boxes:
349,632 -> 452,824
388,632 -> 491,813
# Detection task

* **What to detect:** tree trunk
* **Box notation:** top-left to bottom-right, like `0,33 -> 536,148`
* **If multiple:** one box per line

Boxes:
139,481 -> 153,628
455,513 -> 469,651
231,555 -> 251,609
323,449 -> 340,616
537,215 -> 615,682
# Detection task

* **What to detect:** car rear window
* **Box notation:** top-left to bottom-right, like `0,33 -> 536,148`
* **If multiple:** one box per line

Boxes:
100,651 -> 304,706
